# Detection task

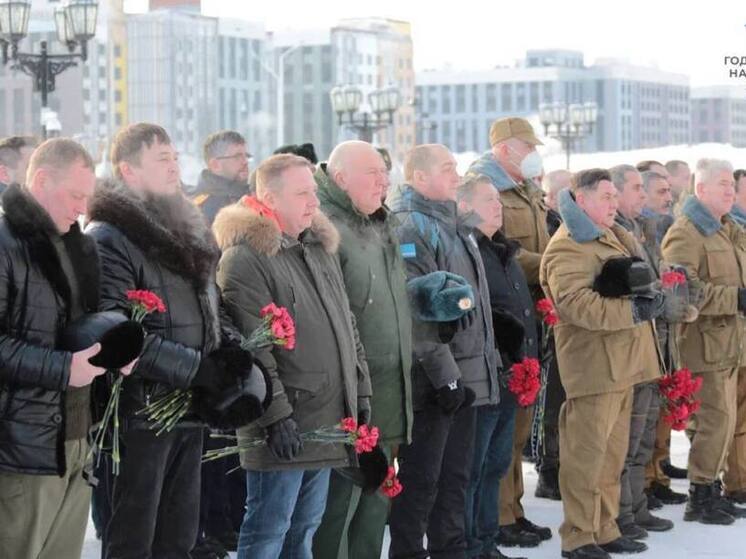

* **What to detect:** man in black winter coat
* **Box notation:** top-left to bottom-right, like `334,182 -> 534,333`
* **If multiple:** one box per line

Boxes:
0,139 -> 137,559
458,174 -> 541,559
189,130 -> 251,227
86,122 -> 267,559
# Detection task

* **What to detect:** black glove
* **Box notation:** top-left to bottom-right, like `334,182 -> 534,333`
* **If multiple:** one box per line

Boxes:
357,397 -> 371,426
492,309 -> 525,363
436,379 -> 476,414
631,292 -> 665,323
266,417 -> 303,461
594,257 -> 656,297
739,288 -> 746,313
437,309 -> 476,343
192,346 -> 254,389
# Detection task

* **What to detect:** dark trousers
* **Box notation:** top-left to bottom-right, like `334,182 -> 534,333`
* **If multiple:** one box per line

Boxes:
537,338 -> 565,474
198,429 -> 246,540
104,427 -> 203,559
466,398 -> 517,557
389,404 -> 477,559
619,382 -> 660,527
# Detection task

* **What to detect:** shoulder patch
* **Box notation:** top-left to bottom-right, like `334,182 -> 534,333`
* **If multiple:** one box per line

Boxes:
193,194 -> 210,207
400,243 -> 416,259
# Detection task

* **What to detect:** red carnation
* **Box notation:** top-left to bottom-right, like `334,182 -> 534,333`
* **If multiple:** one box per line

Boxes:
536,298 -> 559,326
340,417 -> 358,433
508,357 -> 542,407
661,270 -> 687,289
354,424 -> 379,454
381,466 -> 403,498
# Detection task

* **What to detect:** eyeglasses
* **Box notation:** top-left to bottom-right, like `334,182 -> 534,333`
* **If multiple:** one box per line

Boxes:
215,152 -> 252,162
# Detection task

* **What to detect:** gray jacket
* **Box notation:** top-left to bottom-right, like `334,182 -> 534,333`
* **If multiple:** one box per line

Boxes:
387,184 -> 500,409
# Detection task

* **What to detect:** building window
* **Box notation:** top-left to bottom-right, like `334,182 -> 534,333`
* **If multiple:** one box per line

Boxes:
456,85 -> 465,113
530,82 -> 539,110
441,85 -> 451,114
486,84 -> 497,112
501,83 -> 512,111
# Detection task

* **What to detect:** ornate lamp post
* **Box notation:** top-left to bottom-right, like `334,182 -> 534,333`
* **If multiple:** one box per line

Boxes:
539,101 -> 598,169
0,0 -> 98,136
330,84 -> 402,143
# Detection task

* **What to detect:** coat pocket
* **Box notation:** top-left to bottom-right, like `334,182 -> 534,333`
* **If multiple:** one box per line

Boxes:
602,327 -> 641,381
700,317 -> 736,364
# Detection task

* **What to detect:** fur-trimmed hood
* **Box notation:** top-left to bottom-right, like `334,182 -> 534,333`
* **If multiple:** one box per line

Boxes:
467,151 -> 518,192
88,180 -> 219,289
212,199 -> 340,256
558,188 -> 603,243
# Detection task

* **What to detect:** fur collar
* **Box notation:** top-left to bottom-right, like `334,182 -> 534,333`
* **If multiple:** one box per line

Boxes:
681,195 -> 722,237
212,200 -> 340,257
730,204 -> 746,229
88,181 -> 220,289
1,183 -> 99,314
467,151 -> 517,192
558,188 -> 603,243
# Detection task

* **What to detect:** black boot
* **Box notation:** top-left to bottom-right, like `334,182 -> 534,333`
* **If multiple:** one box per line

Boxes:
497,524 -> 541,548
684,483 -> 735,525
649,481 -> 687,504
644,489 -> 663,510
480,545 -> 527,559
618,522 -> 648,540
660,458 -> 687,479
599,536 -> 648,554
711,482 -> 746,519
535,469 -> 561,500
726,489 -> 746,504
561,544 -> 611,559
516,516 -> 552,541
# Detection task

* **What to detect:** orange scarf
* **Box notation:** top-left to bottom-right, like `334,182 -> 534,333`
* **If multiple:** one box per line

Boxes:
240,195 -> 281,230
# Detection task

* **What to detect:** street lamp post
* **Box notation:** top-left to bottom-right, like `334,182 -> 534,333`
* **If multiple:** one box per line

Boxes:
0,0 -> 99,137
539,101 -> 598,169
329,84 -> 402,143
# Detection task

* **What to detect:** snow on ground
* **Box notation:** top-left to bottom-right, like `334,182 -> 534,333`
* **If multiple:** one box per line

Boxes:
81,430 -> 745,559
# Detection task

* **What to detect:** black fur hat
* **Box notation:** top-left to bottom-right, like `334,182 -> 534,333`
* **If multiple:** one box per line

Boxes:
334,444 -> 390,494
273,142 -> 318,164
593,256 -> 656,297
59,311 -> 145,369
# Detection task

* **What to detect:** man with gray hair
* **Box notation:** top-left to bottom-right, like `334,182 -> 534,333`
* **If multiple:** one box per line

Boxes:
542,170 -> 571,236
610,163 -> 681,538
191,130 -> 251,225
662,158 -> 746,525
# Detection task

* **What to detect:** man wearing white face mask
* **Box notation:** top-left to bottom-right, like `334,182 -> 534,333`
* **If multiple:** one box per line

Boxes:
467,118 -> 552,548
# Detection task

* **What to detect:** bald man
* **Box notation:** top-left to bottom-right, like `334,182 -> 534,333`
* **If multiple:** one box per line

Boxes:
312,141 -> 413,559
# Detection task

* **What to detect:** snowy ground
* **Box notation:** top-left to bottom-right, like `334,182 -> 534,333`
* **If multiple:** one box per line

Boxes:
81,430 -> 745,559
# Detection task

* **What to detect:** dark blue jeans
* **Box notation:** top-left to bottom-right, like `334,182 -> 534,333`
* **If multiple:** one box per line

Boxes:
237,468 -> 330,559
465,396 -> 517,557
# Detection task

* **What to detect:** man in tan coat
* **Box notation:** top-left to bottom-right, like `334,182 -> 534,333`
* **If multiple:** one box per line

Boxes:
541,169 -> 663,559
467,117 -> 552,546
661,158 -> 746,524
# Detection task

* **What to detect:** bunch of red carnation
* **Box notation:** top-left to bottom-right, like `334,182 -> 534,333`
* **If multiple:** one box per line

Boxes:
659,368 -> 703,430
661,270 -> 687,289
260,303 -> 296,350
340,417 -> 380,454
127,289 -> 166,317
508,357 -> 542,407
536,298 -> 559,326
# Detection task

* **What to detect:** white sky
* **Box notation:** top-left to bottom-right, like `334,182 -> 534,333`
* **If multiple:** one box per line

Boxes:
124,0 -> 746,88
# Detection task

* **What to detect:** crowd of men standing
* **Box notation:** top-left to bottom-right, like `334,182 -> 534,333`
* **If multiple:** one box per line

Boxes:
0,114 -> 745,559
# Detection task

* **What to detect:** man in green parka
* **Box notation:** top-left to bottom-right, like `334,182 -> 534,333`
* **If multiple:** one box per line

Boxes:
312,141 -> 413,559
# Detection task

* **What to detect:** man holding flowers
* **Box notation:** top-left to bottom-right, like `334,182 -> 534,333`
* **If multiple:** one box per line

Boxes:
212,153 -> 371,559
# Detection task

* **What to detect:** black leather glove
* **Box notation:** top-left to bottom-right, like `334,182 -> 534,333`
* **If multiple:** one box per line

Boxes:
437,309 -> 476,343
266,417 -> 303,461
436,379 -> 476,414
357,397 -> 371,426
738,288 -> 746,313
492,309 -> 525,363
631,292 -> 665,323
